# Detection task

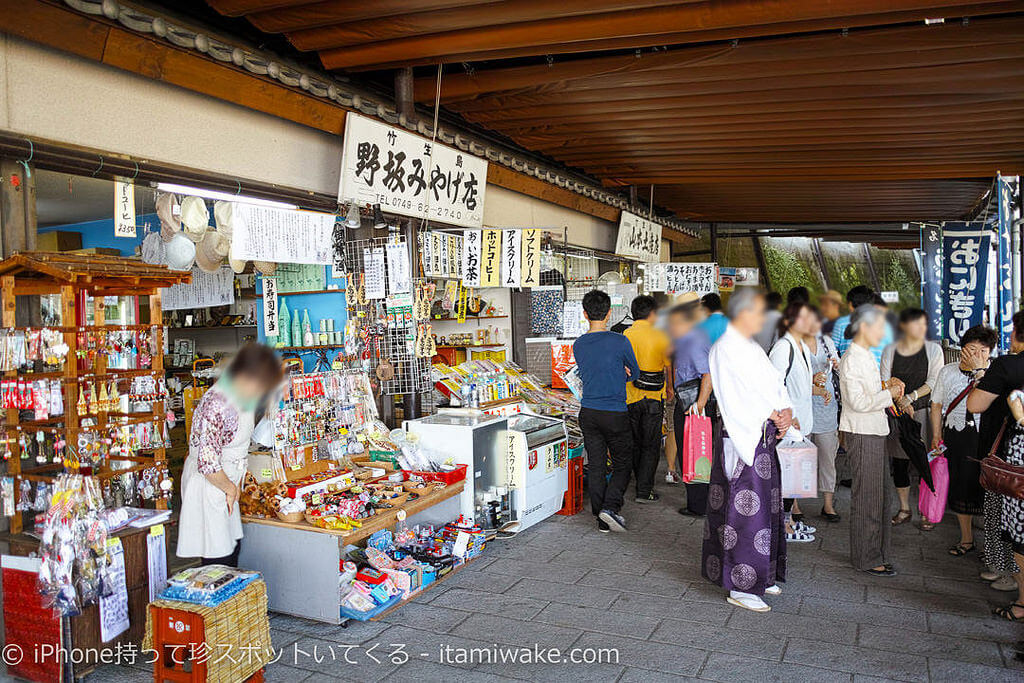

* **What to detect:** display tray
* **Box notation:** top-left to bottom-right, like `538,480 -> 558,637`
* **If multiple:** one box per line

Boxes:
241,480 -> 464,546
365,557 -> 477,622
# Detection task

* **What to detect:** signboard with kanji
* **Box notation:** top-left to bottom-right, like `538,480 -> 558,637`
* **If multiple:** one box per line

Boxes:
615,210 -> 661,262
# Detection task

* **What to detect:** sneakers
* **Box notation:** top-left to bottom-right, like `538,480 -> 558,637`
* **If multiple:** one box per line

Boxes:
635,492 -> 660,504
665,471 -> 682,484
597,519 -> 610,534
793,520 -> 817,534
991,575 -> 1018,592
598,509 -> 627,532
786,530 -> 815,543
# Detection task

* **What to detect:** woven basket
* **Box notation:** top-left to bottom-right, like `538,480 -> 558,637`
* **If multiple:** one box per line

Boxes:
277,510 -> 304,523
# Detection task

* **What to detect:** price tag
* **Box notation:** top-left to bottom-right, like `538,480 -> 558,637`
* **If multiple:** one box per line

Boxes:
396,509 -> 407,521
149,524 -> 165,537
261,469 -> 272,479
311,493 -> 322,505
453,531 -> 470,558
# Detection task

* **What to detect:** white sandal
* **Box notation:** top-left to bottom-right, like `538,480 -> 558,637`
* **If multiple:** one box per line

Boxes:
764,584 -> 782,596
786,530 -> 815,543
727,591 -> 771,612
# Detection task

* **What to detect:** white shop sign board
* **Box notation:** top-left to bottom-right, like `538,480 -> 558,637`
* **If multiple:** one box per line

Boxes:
615,210 -> 661,262
647,263 -> 718,295
338,113 -> 487,228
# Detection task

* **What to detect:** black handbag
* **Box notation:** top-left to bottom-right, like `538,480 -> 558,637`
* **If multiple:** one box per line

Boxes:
634,369 -> 666,392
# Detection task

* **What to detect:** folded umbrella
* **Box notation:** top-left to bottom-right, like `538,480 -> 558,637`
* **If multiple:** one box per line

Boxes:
887,407 -> 934,491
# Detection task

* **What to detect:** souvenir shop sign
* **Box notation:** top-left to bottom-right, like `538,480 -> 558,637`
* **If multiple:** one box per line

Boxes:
231,204 -> 334,265
114,180 -> 136,238
647,262 -> 717,295
162,267 -> 235,311
481,229 -> 501,287
615,211 -> 661,262
338,113 -> 488,228
921,224 -> 943,341
942,223 -> 989,345
521,228 -> 542,287
997,175 -> 1014,352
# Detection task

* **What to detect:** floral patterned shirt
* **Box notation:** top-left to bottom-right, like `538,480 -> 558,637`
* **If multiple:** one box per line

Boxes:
189,389 -> 239,474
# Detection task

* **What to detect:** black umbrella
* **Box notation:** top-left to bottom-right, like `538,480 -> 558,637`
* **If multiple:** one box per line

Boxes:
887,407 -> 935,491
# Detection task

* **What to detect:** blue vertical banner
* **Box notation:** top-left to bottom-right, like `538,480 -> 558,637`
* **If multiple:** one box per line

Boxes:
942,222 -> 990,345
921,224 -> 943,340
997,174 -> 1014,352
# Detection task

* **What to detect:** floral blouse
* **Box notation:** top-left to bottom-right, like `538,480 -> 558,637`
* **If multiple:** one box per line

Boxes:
189,389 -> 239,474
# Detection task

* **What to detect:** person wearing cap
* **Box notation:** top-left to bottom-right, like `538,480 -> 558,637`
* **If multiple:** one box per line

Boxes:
839,304 -> 905,576
699,293 -> 728,345
670,292 -> 715,509
819,290 -> 844,336
702,288 -> 794,612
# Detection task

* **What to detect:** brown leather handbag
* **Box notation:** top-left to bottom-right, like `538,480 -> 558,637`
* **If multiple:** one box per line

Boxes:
980,421 -> 1024,500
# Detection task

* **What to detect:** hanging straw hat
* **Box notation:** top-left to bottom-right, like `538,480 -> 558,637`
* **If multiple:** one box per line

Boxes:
156,193 -> 181,243
195,232 -> 228,274
164,233 -> 196,271
229,258 -> 248,274
179,196 -> 209,242
254,260 -> 278,276
141,231 -> 165,265
213,201 -> 234,239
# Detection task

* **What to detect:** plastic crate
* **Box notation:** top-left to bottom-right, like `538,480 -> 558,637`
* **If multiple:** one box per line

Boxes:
557,457 -> 585,516
568,444 -> 584,460
402,464 -> 468,485
339,592 -> 402,622
148,604 -> 265,683
2,559 -> 62,683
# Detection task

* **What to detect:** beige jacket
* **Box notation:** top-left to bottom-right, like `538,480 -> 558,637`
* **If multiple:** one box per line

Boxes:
839,343 -> 893,436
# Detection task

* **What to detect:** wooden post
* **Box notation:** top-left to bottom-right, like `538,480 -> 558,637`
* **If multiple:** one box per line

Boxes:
150,290 -> 167,510
3,275 -> 19,533
61,285 -> 78,495
0,158 -> 36,258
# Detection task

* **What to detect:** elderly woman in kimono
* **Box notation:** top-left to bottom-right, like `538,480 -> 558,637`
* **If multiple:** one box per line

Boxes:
703,288 -> 795,613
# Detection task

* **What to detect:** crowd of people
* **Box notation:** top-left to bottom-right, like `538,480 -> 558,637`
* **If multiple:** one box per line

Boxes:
573,283 -> 1024,617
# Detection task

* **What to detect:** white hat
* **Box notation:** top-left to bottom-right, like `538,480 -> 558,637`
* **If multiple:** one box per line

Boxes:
229,258 -> 248,274
156,193 -> 181,243
141,231 -> 165,265
195,232 -> 227,274
254,260 -> 277,275
165,233 -> 197,271
213,201 -> 234,239
179,196 -> 209,241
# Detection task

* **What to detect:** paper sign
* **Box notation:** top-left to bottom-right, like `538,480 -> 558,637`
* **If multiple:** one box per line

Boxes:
114,180 -> 136,238
481,228 -> 501,287
561,300 -> 587,338
880,290 -> 899,304
338,113 -> 487,228
147,525 -> 167,603
162,267 -> 235,311
99,538 -> 129,642
262,276 -> 279,337
231,204 -> 335,265
453,531 -> 470,558
616,211 -> 661,261
448,235 -> 460,278
647,262 -> 717,295
364,247 -> 386,299
521,228 -> 542,287
430,232 -> 443,277
462,229 -> 481,287
502,230 -> 521,288
386,240 -> 412,294
421,230 -> 434,276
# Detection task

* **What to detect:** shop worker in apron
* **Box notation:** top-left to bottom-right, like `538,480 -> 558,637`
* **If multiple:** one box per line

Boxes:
177,344 -> 283,566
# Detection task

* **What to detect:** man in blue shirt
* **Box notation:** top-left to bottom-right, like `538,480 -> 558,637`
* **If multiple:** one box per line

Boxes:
699,293 -> 728,345
573,289 -> 640,533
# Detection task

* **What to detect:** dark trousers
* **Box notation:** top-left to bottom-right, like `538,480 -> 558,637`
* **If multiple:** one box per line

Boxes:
580,407 -> 634,515
200,540 -> 241,568
629,398 -> 664,497
673,396 -> 714,515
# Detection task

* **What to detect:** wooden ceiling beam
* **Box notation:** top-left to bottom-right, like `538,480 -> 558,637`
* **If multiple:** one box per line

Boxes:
315,0 -> 1012,69
597,165 -> 1014,181
247,0 -> 503,31
206,0 -> 312,16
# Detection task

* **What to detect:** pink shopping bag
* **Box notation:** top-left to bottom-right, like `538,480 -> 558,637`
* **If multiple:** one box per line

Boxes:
778,439 -> 818,498
682,413 -> 712,483
918,454 -> 949,524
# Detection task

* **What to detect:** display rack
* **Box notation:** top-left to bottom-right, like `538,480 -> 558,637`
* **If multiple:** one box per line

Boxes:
0,252 -> 191,533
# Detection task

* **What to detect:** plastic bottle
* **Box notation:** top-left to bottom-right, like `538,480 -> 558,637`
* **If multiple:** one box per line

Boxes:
290,304 -> 301,348
278,299 -> 290,347
302,310 -> 313,346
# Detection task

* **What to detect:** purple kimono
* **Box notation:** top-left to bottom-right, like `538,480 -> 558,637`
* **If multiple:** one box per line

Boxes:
701,421 -> 787,595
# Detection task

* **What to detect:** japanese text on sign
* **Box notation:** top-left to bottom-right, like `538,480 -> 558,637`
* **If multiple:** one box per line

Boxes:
230,204 -> 334,265
462,230 -> 481,287
647,263 -> 717,295
521,228 -> 542,287
502,230 -> 522,288
338,113 -> 488,228
386,240 -> 412,294
615,211 -> 661,262
114,180 -> 136,238
364,247 -> 386,300
162,267 -> 235,311
481,229 -> 501,287
997,175 -> 1014,351
262,276 -> 279,337
942,224 -> 989,344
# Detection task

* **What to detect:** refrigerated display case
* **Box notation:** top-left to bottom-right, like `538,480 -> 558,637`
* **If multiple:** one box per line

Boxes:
506,414 -> 569,531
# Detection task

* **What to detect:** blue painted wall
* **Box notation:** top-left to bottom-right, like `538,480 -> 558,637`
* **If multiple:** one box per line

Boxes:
39,213 -> 158,256
255,269 -> 348,371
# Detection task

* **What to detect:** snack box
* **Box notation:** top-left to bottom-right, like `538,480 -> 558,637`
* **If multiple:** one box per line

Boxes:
285,470 -> 355,499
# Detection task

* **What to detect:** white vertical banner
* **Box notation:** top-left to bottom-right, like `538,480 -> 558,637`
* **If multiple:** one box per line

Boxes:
481,228 -> 501,287
147,525 -> 168,603
430,232 -> 443,277
364,247 -> 387,299
386,240 -> 412,294
114,180 -> 136,238
521,228 -> 542,287
421,230 -> 435,276
262,276 -> 279,337
439,232 -> 450,276
454,234 -> 464,279
502,229 -> 521,288
462,230 -> 481,287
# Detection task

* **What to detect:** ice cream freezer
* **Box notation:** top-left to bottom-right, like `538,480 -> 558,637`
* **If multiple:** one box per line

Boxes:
506,413 -> 568,531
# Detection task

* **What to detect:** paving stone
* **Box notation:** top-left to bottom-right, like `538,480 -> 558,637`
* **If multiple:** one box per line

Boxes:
371,624 -> 497,670
927,657 -> 1020,682
475,658 -> 624,681
450,613 -> 583,651
648,620 -> 786,659
922,575 -> 1006,601
864,586 -> 992,618
429,588 -> 548,621
461,556 -> 498,571
577,568 -> 688,597
646,558 -> 705,582
378,603 -> 471,633
283,636 -> 398,681
549,548 -> 654,574
800,597 -> 927,631
699,652 -> 850,683
927,610 -> 1023,642
486,558 -> 588,583
608,591 -> 730,626
572,631 -> 707,677
269,612 -> 390,644
858,625 -> 1004,667
270,627 -> 301,649
618,667 -> 701,682
681,580 -> 802,614
83,665 -> 148,683
727,608 -> 857,644
505,577 -> 619,609
386,659 -> 514,682
435,569 -> 520,594
811,563 -> 926,592
533,602 -> 661,639
783,576 -> 866,603
264,663 -> 313,682
783,639 -> 929,682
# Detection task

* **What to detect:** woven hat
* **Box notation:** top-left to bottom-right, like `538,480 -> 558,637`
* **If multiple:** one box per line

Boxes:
196,231 -> 228,274
165,233 -> 196,271
141,231 -> 165,265
213,201 -> 234,239
179,196 -> 209,242
229,258 -> 248,274
156,193 -> 181,243
254,260 -> 277,276
672,291 -> 700,307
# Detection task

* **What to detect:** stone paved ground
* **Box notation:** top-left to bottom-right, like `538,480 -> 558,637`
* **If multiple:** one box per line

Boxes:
82,464 -> 1024,682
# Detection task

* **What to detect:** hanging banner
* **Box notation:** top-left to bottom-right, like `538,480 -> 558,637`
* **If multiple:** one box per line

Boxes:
261,276 -> 279,338
448,234 -> 461,278
502,229 -> 522,288
615,210 -> 661,262
364,247 -> 387,299
921,224 -> 943,341
162,267 -> 235,311
481,228 -> 501,287
647,263 -> 717,294
114,180 -> 136,238
942,223 -> 990,345
438,231 -> 451,276
386,240 -> 412,294
338,113 -> 487,228
99,538 -> 129,642
431,232 -> 443,277
462,230 -> 481,287
421,230 -> 434,276
521,228 -> 542,287
997,175 -> 1014,352
230,204 -> 334,265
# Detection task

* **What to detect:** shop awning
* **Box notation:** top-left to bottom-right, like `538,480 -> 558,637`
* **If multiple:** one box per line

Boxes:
206,1 -> 1024,224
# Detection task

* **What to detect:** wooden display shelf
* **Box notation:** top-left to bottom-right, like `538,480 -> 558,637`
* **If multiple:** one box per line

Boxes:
242,480 -> 464,545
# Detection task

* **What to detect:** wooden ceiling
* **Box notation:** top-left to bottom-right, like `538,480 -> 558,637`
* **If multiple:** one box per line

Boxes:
206,0 -> 1024,223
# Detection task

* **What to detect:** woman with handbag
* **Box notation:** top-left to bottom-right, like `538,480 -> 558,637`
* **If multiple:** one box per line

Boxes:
928,326 -> 996,559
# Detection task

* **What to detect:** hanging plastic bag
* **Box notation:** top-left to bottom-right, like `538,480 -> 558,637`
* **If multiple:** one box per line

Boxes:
682,413 -> 713,483
918,452 -> 949,524
778,438 -> 818,498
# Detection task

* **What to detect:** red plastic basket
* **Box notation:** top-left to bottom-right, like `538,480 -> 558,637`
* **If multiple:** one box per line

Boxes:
402,464 -> 468,485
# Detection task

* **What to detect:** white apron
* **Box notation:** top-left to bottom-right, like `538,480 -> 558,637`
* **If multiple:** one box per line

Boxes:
176,388 -> 255,559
